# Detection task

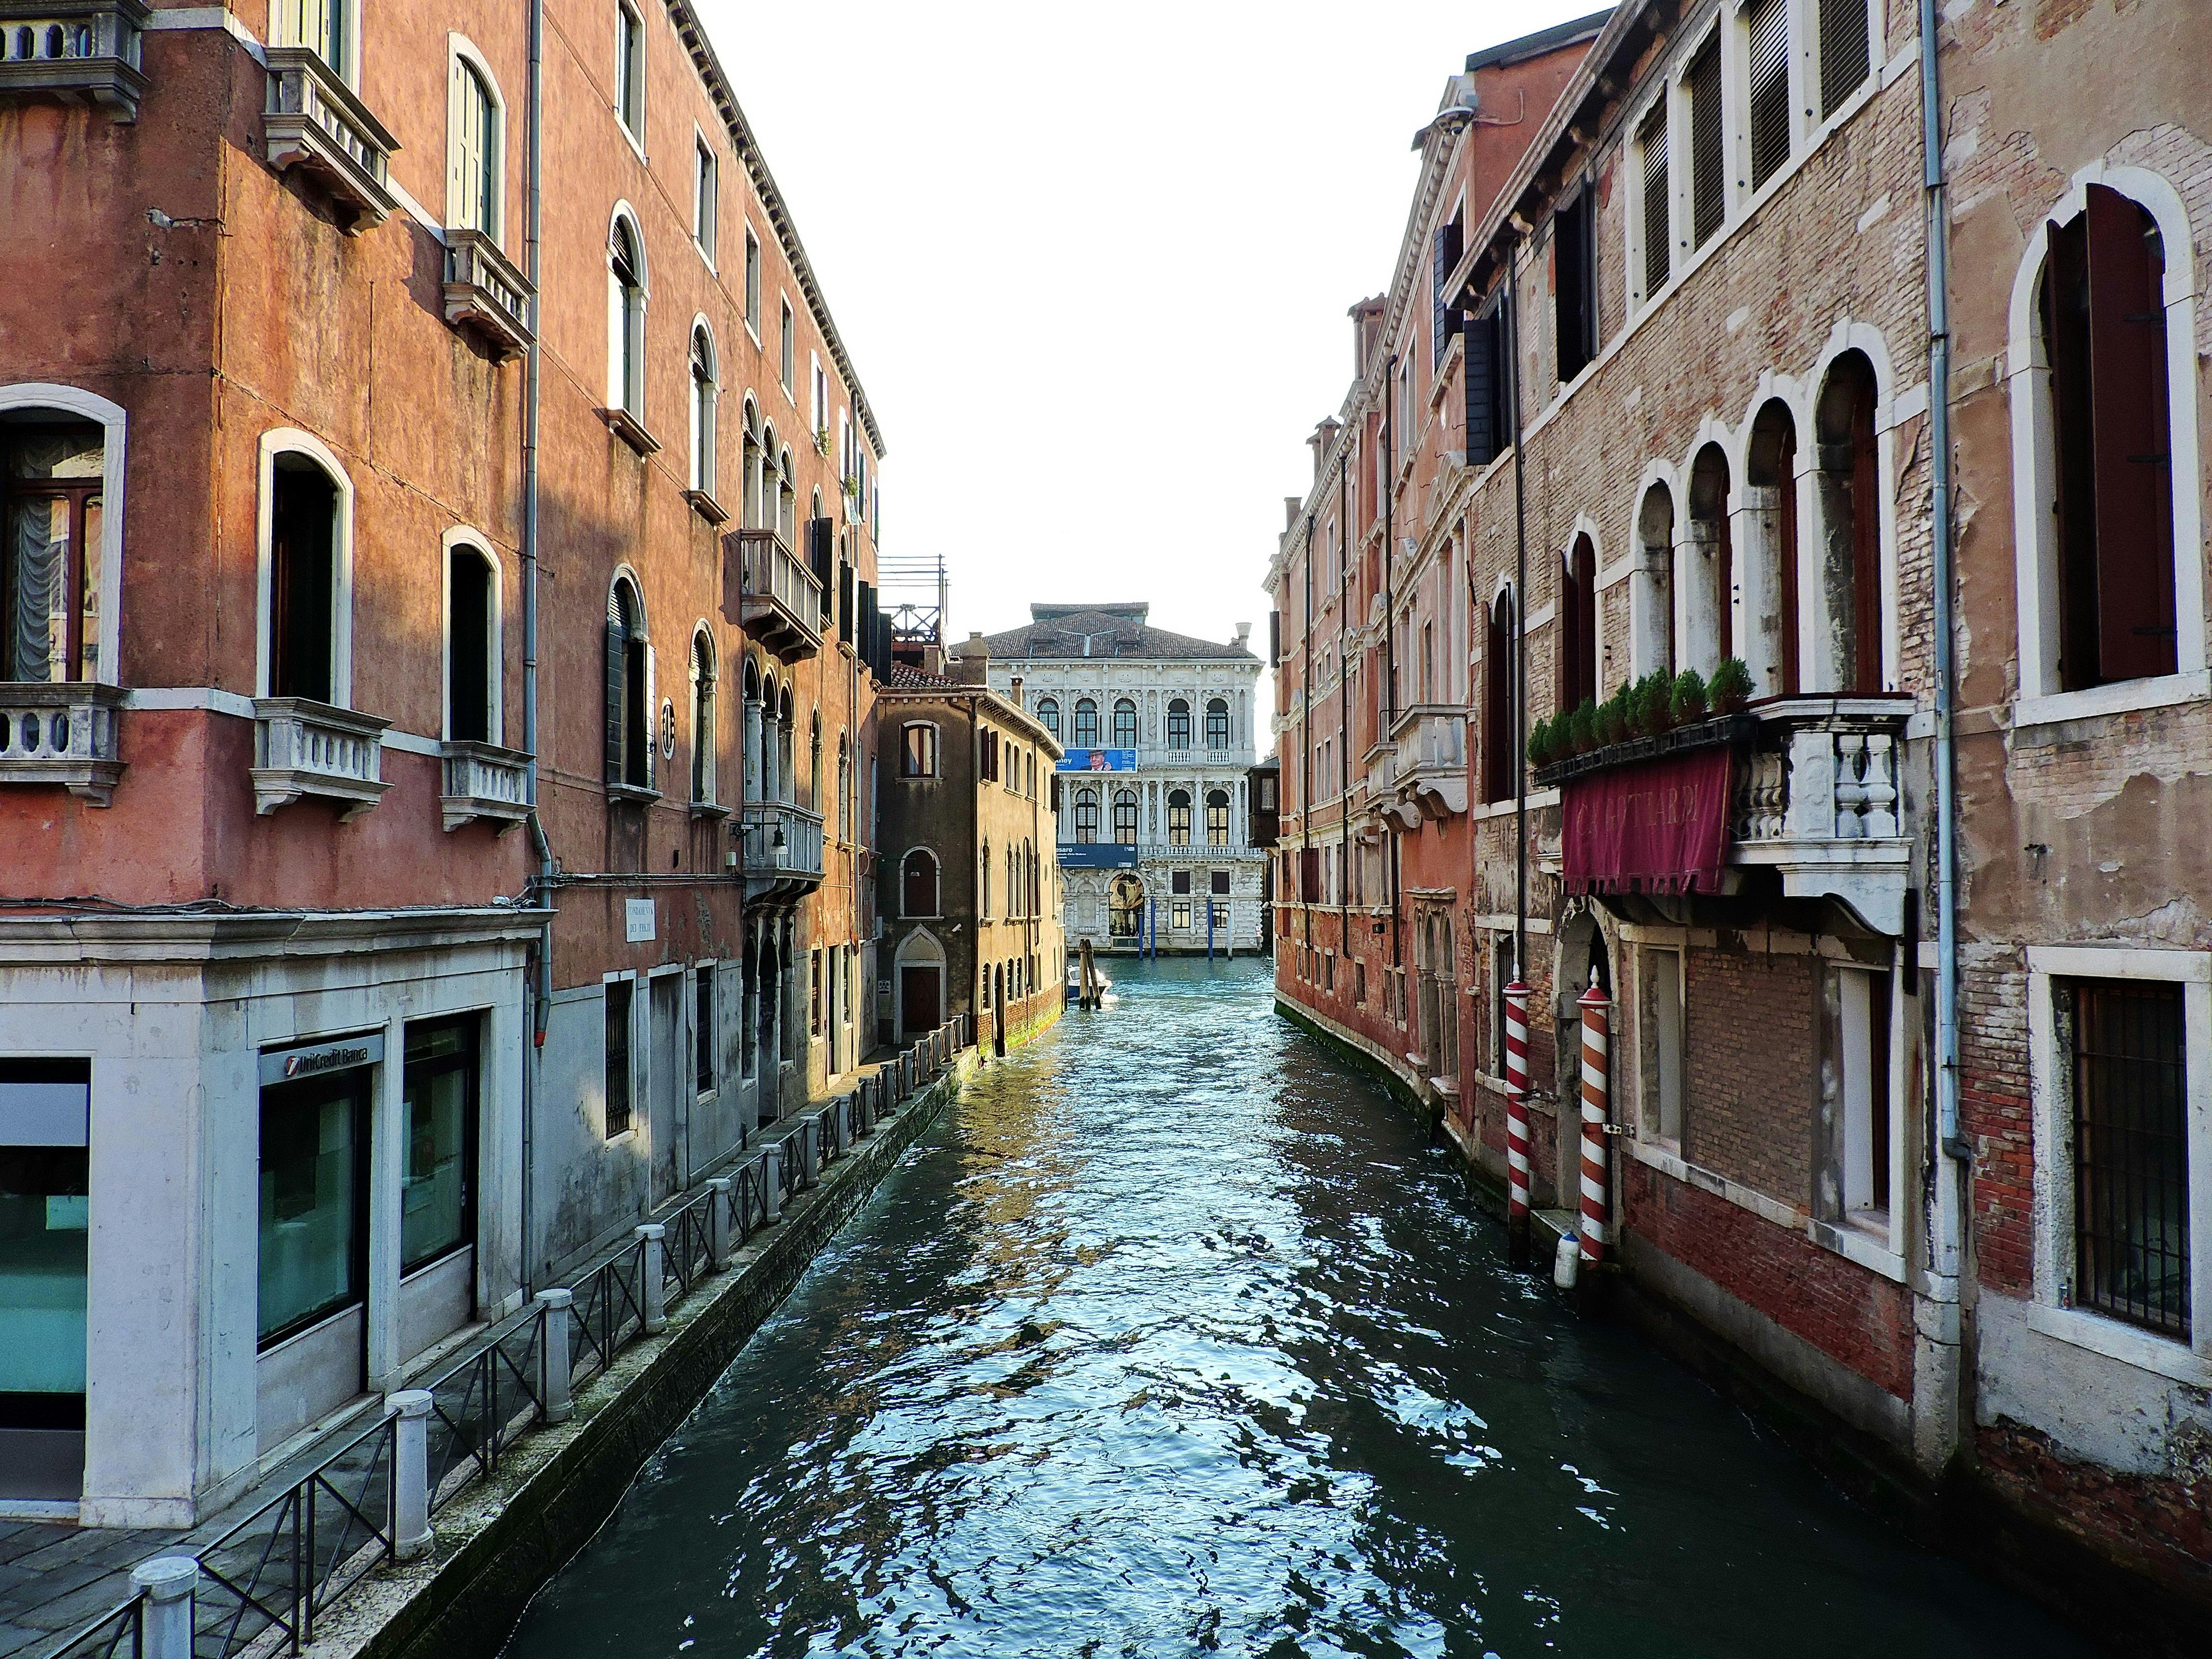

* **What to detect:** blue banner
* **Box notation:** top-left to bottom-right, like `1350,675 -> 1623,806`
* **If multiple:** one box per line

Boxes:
1057,842 -> 1139,870
1056,748 -> 1137,772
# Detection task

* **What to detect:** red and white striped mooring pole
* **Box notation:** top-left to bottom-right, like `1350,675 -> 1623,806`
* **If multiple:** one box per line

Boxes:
1503,978 -> 1532,1267
1577,971 -> 1611,1282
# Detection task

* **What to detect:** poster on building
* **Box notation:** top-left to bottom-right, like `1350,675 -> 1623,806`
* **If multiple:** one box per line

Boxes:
1056,748 -> 1136,772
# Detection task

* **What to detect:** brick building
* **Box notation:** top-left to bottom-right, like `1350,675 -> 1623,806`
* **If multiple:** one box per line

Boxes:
0,0 -> 885,1525
1269,0 -> 2212,1634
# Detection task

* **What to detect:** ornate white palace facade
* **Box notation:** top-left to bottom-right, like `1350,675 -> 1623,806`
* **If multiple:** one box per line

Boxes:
952,606 -> 1264,956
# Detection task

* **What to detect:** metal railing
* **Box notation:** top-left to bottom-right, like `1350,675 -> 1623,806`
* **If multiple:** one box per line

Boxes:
565,1232 -> 650,1393
423,1312 -> 545,1513
48,1596 -> 141,1659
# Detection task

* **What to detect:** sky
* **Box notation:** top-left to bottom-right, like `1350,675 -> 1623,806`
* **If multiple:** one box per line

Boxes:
702,0 -> 1602,666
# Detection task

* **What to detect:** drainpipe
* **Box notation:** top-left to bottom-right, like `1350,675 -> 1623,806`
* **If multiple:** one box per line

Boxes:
1302,517 -> 1313,952
1337,452 -> 1349,956
1383,360 -> 1402,978
1505,241 -> 1528,988
518,0 -> 552,1296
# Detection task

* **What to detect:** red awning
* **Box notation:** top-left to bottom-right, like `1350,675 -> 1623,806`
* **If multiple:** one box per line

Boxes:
1561,745 -> 1733,897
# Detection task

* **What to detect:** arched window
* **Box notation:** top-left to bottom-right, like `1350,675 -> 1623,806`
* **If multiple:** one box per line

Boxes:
689,324 -> 717,496
743,402 -> 764,529
980,840 -> 992,917
607,213 -> 645,416
1112,697 -> 1137,748
1036,697 -> 1059,740
606,576 -> 650,790
447,54 -> 499,237
1073,787 -> 1099,843
1557,534 -> 1596,713
901,848 -> 938,917
690,629 -> 716,803
779,683 -> 795,805
1167,788 -> 1191,846
5,419 -> 106,683
837,732 -> 850,833
1813,351 -> 1884,693
777,447 -> 796,542
1634,482 -> 1676,679
741,658 -> 762,801
1204,697 -> 1229,750
1745,401 -> 1801,696
1113,787 -> 1137,844
1686,444 -> 1733,673
265,445 -> 346,704
1205,788 -> 1230,846
1481,588 -> 1514,803
809,710 -> 822,808
1073,697 -> 1098,748
758,673 -> 780,802
446,543 -> 497,743
1166,697 -> 1191,749
902,721 -> 938,777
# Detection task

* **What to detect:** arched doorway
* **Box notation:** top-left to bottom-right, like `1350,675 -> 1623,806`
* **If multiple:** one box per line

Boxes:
894,928 -> 944,1044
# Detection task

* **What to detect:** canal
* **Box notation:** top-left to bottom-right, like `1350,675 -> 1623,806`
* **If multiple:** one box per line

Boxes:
507,958 -> 2089,1659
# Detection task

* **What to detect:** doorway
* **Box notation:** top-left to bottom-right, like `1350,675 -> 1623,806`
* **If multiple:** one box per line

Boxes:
901,965 -> 941,1043
649,974 -> 683,1201
0,1061 -> 89,1503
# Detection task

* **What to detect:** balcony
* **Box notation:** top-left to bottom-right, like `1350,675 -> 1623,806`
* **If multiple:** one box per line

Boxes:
0,683 -> 124,805
439,740 -> 531,831
737,800 -> 824,899
443,229 -> 534,358
263,46 -> 399,232
1389,704 -> 1467,819
0,0 -> 148,120
252,697 -> 390,820
723,528 -> 822,663
1729,696 -> 1913,934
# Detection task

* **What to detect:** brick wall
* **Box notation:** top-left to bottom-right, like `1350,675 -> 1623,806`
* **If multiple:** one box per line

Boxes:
1683,946 -> 1816,1208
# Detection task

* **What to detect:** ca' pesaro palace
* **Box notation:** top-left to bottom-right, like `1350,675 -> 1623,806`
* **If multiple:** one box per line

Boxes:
1269,0 -> 2212,1644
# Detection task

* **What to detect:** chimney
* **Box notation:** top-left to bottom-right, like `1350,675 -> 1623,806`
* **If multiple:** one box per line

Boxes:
921,643 -> 946,676
1234,622 -> 1251,650
1284,496 -> 1301,530
1009,674 -> 1024,708
954,631 -> 989,685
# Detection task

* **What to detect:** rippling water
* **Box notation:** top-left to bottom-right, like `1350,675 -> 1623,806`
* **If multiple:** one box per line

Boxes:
507,959 -> 2087,1659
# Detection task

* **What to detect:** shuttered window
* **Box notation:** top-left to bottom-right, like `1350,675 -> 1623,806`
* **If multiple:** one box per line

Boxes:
449,59 -> 494,234
1638,105 -> 1670,299
1747,0 -> 1790,191
1481,590 -> 1514,804
1432,216 -> 1464,367
605,579 -> 650,790
1819,0 -> 1870,120
1464,302 -> 1505,465
1553,189 -> 1596,384
1687,36 -> 1725,249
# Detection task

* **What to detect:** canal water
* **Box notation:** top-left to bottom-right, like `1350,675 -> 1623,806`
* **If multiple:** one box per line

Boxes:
507,958 -> 2088,1659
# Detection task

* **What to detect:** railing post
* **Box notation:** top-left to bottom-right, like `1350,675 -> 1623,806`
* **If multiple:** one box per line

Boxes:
132,1556 -> 197,1659
1503,980 -> 1533,1269
389,1390 -> 434,1561
802,1118 -> 818,1185
763,1143 -> 782,1222
535,1289 -> 573,1424
706,1177 -> 733,1269
635,1224 -> 667,1333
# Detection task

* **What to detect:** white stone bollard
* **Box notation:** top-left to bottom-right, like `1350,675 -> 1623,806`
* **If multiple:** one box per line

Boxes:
132,1555 -> 197,1659
389,1389 -> 434,1560
636,1224 -> 667,1334
763,1144 -> 783,1222
535,1289 -> 574,1424
706,1177 -> 733,1269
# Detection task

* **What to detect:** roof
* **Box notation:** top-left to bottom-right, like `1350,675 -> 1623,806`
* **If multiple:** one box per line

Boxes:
874,667 -> 1063,754
887,661 -> 957,690
1464,8 -> 1611,74
953,606 -> 1259,664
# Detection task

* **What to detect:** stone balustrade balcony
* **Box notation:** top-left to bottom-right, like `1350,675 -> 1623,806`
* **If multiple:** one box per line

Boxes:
443,230 -> 534,358
1389,703 -> 1467,820
0,0 -> 147,120
252,697 -> 390,819
0,682 -> 124,805
440,740 -> 531,831
724,529 -> 821,664
738,800 -> 824,898
1729,696 -> 1914,934
263,45 -> 399,232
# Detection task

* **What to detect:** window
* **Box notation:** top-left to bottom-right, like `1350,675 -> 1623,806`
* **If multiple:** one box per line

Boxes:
1431,208 -> 1463,368
1073,788 -> 1099,843
1211,870 -> 1229,896
901,722 -> 938,778
3,424 -> 103,683
2059,978 -> 2189,1339
1686,34 -> 1724,251
448,56 -> 498,236
1257,772 -> 1275,811
1036,697 -> 1059,740
980,841 -> 992,917
811,357 -> 828,442
1073,697 -> 1098,748
1112,697 -> 1137,748
603,980 -> 633,1137
1205,697 -> 1230,750
401,1016 -> 478,1274
605,577 -> 650,791
1553,188 -> 1596,384
1635,483 -> 1677,678
1205,789 -> 1229,846
693,136 -> 717,261
1687,443 -> 1734,672
1166,697 -> 1190,749
1464,298 -> 1507,466
809,949 -> 822,1038
270,0 -> 345,74
1818,0 -> 1870,120
1172,869 -> 1190,896
1112,789 -> 1137,844
779,299 -> 794,392
1638,102 -> 1671,299
1171,900 -> 1191,930
0,1061 -> 89,1435
1812,351 -> 1884,692
744,228 -> 761,335
1640,949 -> 1685,1147
1481,589 -> 1513,803
2043,185 -> 2179,691
1167,788 -> 1191,847
267,452 -> 340,703
613,0 -> 643,138
1747,401 -> 1802,695
446,545 -> 495,743
257,1056 -> 368,1345
689,324 -> 717,496
979,726 -> 1000,783
1824,966 -> 1892,1229
1558,534 -> 1596,714
1746,0 -> 1791,192
689,630 -> 715,803
607,214 -> 645,416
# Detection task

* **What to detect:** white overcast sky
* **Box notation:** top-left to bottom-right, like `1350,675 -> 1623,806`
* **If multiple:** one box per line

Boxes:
704,0 -> 1599,678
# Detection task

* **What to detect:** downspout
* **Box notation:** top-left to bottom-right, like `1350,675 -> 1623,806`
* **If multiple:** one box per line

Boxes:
1505,241 -> 1528,987
1302,517 -> 1314,952
1337,452 -> 1349,953
519,0 -> 551,1296
1383,361 -> 1402,979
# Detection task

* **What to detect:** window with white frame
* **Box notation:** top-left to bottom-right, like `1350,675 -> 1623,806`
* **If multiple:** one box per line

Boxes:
1635,100 -> 1670,301
607,213 -> 645,417
1744,0 -> 1791,192
271,0 -> 348,77
1816,0 -> 1872,121
901,721 -> 938,778
2,419 -> 106,684
448,52 -> 499,237
1684,32 -> 1724,252
613,0 -> 643,140
688,324 -> 717,496
445,542 -> 497,743
693,135 -> 717,262
1638,946 -> 1685,1149
744,228 -> 761,336
1820,963 -> 1894,1233
264,446 -> 346,704
779,299 -> 794,392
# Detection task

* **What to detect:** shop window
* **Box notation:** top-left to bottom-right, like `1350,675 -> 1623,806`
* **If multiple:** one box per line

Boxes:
2,424 -> 103,683
258,1055 -> 370,1344
604,979 -> 634,1138
0,1060 -> 89,1501
400,1016 -> 477,1276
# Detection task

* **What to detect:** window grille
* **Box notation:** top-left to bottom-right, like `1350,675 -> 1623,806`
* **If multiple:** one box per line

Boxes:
1747,0 -> 1791,190
603,981 -> 632,1137
1687,36 -> 1725,249
1818,0 -> 1870,120
1638,104 -> 1670,298
2062,978 -> 2190,1339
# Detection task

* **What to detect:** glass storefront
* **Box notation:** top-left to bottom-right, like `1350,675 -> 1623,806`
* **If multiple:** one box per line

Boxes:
258,1064 -> 370,1347
0,1060 -> 90,1501
400,1017 -> 477,1275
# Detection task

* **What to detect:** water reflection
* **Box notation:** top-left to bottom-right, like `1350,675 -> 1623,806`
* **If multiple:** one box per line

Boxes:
508,958 -> 2086,1659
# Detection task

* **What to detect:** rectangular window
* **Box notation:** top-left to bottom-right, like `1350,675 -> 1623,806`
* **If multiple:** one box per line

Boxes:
1172,900 -> 1191,930
811,950 -> 823,1037
1831,967 -> 1891,1224
1,1061 -> 90,1461
1463,301 -> 1506,466
3,424 -> 105,683
695,967 -> 715,1095
902,723 -> 938,777
1431,211 -> 1463,367
1638,103 -> 1671,299
1210,870 -> 1229,896
1212,901 -> 1230,932
1356,960 -> 1368,1004
603,980 -> 632,1138
613,0 -> 643,138
1553,189 -> 1596,384
780,300 -> 795,392
1818,0 -> 1871,120
744,229 -> 761,335
1171,869 -> 1190,896
2061,978 -> 2190,1340
1746,0 -> 1791,190
1640,949 -> 1686,1146
694,137 -> 717,261
400,1016 -> 477,1276
258,1059 -> 370,1345
1687,35 -> 1725,250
